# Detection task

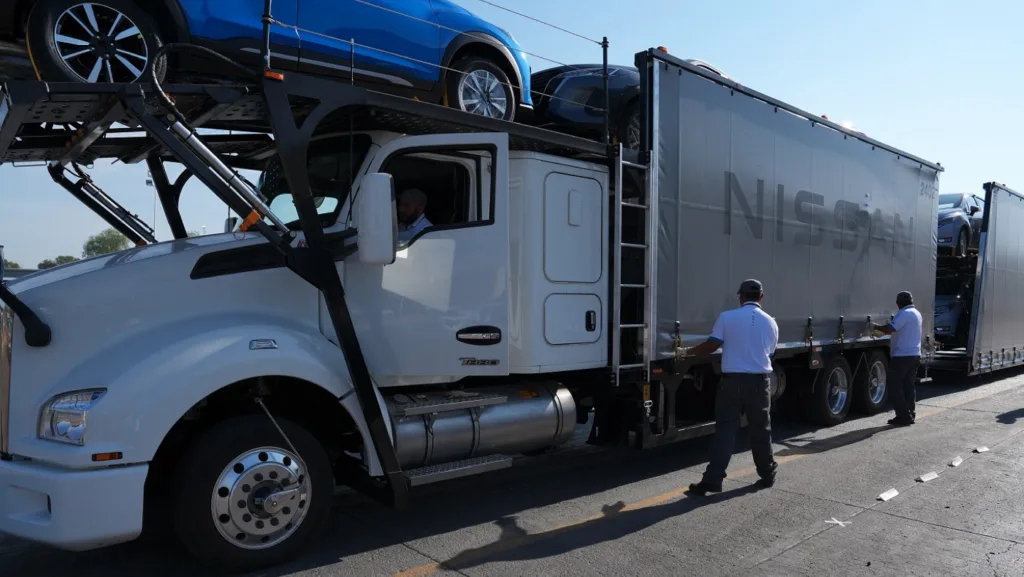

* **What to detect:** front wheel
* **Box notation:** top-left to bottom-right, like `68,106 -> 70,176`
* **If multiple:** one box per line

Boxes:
955,227 -> 968,257
445,56 -> 516,121
171,414 -> 333,572
25,0 -> 167,84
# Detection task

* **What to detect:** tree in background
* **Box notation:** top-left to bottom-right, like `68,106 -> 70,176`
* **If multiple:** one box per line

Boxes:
37,255 -> 80,270
82,228 -> 131,258
2,259 -> 19,270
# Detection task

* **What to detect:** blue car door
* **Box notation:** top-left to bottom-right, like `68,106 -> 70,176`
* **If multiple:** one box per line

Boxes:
296,0 -> 442,93
178,0 -> 300,70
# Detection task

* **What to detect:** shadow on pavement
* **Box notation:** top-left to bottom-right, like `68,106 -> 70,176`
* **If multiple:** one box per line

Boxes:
3,370 -> 995,577
425,484 -> 763,572
996,408 -> 1024,425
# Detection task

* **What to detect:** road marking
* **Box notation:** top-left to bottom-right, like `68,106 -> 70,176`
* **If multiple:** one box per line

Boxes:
393,376 -> 1024,576
878,488 -> 900,501
950,456 -> 963,467
916,471 -> 939,483
825,517 -> 849,527
974,446 -> 990,453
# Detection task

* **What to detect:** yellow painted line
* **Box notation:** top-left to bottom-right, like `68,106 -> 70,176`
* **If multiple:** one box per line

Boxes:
394,379 -> 1021,576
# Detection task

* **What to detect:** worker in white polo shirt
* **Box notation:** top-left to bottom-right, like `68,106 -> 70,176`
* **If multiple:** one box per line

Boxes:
872,290 -> 923,427
397,188 -> 432,244
682,279 -> 780,495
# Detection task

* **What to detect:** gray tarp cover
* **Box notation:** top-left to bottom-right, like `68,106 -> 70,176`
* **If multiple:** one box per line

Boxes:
651,59 -> 940,359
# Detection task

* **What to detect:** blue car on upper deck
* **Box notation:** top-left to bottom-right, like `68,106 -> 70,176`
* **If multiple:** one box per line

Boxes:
0,0 -> 532,121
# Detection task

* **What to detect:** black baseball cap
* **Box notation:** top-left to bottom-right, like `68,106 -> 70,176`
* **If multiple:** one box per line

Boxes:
738,279 -> 763,294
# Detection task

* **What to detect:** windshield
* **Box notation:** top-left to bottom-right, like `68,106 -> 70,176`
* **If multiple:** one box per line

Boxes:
258,134 -> 373,227
938,193 -> 964,210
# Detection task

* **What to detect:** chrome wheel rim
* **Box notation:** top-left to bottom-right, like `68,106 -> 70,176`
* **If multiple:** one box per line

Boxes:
53,3 -> 149,83
827,367 -> 849,415
458,69 -> 508,119
626,113 -> 641,150
211,447 -> 310,550
868,360 -> 887,405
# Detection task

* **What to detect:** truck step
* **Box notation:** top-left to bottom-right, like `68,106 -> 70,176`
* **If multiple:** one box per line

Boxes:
390,391 -> 507,417
405,455 -> 513,487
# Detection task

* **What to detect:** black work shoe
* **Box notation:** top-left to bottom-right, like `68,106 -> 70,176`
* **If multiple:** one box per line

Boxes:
888,416 -> 914,427
687,481 -> 723,496
757,474 -> 776,488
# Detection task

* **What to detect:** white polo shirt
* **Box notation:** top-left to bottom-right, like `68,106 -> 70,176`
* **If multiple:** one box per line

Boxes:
398,213 -> 431,243
888,305 -> 923,358
710,302 -> 779,374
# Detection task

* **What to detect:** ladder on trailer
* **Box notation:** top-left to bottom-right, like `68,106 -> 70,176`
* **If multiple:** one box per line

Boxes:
611,144 -> 654,387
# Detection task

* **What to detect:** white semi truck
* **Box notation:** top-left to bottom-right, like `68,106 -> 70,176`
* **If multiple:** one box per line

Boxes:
0,47 -> 941,571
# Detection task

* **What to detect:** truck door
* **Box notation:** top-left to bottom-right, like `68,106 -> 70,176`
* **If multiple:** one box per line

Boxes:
339,133 -> 510,385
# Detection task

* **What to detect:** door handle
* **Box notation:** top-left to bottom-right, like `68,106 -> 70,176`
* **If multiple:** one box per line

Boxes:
586,310 -> 596,332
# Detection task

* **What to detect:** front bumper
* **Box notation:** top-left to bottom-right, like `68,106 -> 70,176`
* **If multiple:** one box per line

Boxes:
0,458 -> 148,551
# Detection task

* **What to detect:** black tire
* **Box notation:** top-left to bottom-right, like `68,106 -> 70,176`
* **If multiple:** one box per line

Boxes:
852,351 -> 888,414
955,227 -> 968,257
615,99 -> 641,151
768,362 -> 787,414
25,0 -> 167,84
170,414 -> 333,572
444,55 -> 516,121
803,356 -> 853,426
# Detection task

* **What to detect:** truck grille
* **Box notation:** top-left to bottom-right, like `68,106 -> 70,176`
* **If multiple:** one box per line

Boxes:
0,302 -> 11,454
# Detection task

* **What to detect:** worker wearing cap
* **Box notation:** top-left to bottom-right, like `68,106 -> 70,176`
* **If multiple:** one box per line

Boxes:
872,290 -> 923,426
683,279 -> 780,495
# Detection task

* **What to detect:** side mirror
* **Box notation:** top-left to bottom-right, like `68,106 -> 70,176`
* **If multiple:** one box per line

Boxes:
355,173 -> 398,265
224,216 -> 239,233
969,206 -> 980,215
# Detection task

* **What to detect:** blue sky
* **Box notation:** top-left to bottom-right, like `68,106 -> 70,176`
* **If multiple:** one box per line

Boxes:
3,0 -> 1021,266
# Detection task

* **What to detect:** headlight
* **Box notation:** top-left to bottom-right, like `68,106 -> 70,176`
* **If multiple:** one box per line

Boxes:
39,389 -> 106,445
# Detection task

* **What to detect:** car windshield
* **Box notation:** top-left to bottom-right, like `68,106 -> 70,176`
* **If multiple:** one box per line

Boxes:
258,134 -> 372,227
938,194 -> 964,210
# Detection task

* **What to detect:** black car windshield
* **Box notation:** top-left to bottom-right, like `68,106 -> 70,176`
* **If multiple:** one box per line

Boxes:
937,193 -> 964,210
935,276 -> 962,296
258,134 -> 373,228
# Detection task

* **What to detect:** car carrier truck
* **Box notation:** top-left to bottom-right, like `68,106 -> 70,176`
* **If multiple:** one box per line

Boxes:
0,45 -> 941,570
929,182 -> 1024,376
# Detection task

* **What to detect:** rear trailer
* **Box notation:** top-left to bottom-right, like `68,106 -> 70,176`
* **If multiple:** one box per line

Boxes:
612,51 -> 942,441
0,45 -> 943,571
929,182 -> 1024,375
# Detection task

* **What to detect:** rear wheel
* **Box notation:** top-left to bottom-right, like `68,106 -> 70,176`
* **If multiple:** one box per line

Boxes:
171,414 -> 333,572
852,351 -> 888,414
445,55 -> 516,121
804,356 -> 853,426
25,0 -> 167,83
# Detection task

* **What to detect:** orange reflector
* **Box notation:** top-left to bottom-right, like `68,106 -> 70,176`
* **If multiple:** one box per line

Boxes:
91,452 -> 122,462
264,70 -> 285,81
134,239 -> 146,247
657,46 -> 669,53
238,210 -> 261,232
642,383 -> 651,401
652,367 -> 663,374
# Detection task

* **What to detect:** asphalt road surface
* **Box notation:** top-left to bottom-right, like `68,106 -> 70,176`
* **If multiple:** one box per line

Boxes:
5,370 -> 1024,577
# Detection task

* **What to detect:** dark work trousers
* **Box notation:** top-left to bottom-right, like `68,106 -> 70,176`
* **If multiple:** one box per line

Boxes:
888,355 -> 921,421
701,372 -> 777,485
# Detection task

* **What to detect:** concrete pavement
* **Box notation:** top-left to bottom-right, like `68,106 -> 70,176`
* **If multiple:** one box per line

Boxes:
5,370 -> 1024,576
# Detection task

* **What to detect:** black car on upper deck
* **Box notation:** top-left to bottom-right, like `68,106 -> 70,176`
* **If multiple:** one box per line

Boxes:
525,56 -> 733,150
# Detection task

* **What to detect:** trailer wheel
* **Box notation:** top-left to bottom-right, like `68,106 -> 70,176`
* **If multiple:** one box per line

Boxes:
852,351 -> 888,414
805,356 -> 853,426
25,0 -> 167,84
170,414 -> 333,572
